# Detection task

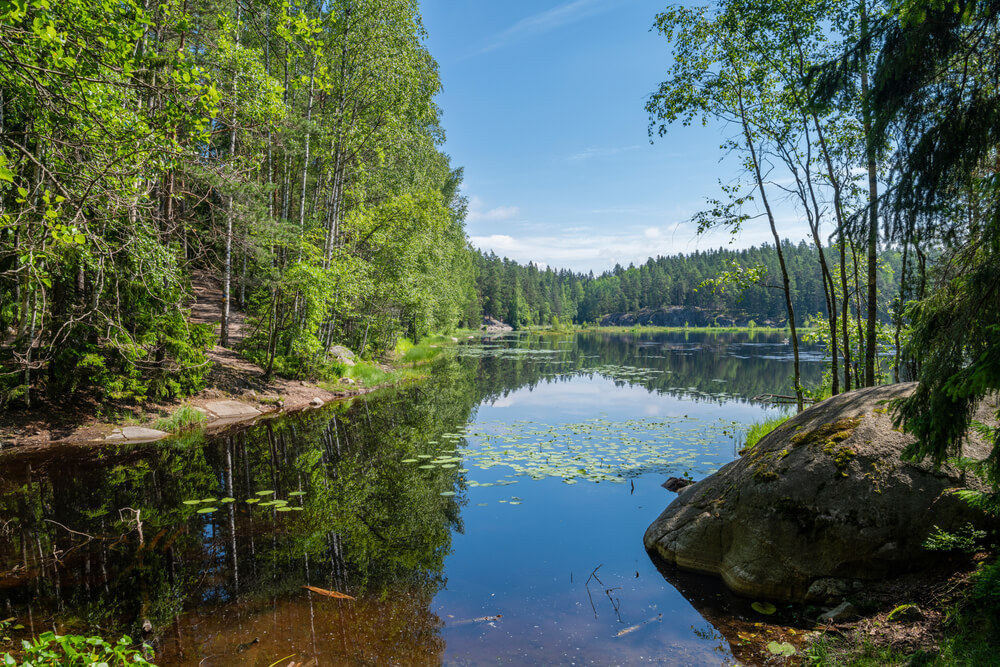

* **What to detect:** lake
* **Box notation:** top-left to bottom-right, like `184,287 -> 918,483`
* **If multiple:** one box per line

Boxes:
0,330 -> 824,665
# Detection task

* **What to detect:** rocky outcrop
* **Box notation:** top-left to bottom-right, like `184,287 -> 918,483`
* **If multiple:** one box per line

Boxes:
329,345 -> 356,367
600,306 -> 777,328
482,316 -> 513,332
644,383 -> 996,604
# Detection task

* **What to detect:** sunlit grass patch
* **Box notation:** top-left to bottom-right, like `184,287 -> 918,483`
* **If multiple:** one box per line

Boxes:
346,360 -> 400,387
152,405 -> 207,433
738,413 -> 791,455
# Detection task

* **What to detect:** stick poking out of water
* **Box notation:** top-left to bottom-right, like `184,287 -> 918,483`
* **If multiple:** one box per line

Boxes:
615,613 -> 663,637
302,585 -> 355,600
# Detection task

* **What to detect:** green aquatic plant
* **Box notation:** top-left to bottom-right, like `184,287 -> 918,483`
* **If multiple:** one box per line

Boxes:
2,629 -> 155,666
767,640 -> 796,656
455,416 -> 736,484
752,601 -> 777,615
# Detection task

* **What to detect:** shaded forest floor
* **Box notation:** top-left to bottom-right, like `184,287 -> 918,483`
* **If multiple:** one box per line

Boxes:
0,271 -> 367,450
799,555 -> 992,664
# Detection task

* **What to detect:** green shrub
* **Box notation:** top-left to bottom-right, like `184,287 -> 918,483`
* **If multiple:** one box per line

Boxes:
923,523 -> 986,554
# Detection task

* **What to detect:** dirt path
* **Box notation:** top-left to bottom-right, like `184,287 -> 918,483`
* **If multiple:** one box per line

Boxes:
188,268 -> 246,346
0,269 -> 364,450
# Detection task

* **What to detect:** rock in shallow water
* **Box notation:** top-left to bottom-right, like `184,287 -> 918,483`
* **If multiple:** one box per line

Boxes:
643,383 -> 996,604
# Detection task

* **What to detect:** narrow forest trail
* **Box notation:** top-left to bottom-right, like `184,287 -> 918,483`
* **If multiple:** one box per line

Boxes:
185,268 -> 348,408
187,268 -> 246,347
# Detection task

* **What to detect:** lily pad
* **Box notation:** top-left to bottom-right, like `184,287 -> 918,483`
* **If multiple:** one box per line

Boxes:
197,507 -> 217,514
220,497 -> 236,503
245,498 -> 260,504
255,490 -> 275,496
288,491 -> 306,496
276,506 -> 293,512
767,641 -> 796,656
440,491 -> 456,497
752,601 -> 777,615
182,500 -> 202,505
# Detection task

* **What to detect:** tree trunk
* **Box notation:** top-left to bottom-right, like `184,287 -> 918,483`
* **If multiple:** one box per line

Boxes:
736,80 -> 802,410
221,1 -> 242,348
860,0 -> 879,387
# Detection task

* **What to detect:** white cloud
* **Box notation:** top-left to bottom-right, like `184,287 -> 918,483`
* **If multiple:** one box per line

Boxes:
466,196 -> 521,223
568,145 -> 641,162
470,220 -> 802,274
474,0 -> 612,55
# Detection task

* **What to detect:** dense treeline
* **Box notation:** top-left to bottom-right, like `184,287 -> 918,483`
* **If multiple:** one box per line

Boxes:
0,0 -> 477,406
476,242 -> 902,328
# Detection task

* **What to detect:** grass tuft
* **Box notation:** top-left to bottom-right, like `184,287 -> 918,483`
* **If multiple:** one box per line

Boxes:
152,405 -> 206,433
739,413 -> 791,455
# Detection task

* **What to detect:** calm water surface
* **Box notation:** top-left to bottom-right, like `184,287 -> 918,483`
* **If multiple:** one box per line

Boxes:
0,331 -> 823,665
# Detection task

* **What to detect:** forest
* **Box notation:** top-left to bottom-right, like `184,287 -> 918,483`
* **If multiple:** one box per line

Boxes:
0,0 -> 478,409
473,242 -> 903,328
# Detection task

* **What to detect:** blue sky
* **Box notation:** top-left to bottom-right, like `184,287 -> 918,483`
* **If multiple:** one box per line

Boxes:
420,0 -> 811,274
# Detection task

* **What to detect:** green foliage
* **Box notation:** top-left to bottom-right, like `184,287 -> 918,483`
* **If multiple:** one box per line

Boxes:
739,414 -> 790,455
2,630 -> 155,666
922,522 -> 984,555
971,559 -> 1000,612
805,634 -> 918,666
152,405 -> 207,433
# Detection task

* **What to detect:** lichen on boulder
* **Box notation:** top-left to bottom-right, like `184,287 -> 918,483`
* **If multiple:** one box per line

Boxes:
643,383 -> 996,604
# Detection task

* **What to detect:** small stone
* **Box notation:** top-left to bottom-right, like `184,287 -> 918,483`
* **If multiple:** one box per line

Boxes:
887,604 -> 924,623
340,377 -> 356,385
662,477 -> 694,493
120,427 -> 169,441
819,601 -> 858,624
310,397 -> 324,407
451,337 -> 459,343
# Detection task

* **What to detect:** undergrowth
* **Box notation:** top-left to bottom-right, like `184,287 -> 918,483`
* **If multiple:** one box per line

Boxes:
806,559 -> 1000,666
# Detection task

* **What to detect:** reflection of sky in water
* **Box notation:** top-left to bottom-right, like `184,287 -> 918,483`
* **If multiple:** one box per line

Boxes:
481,375 -> 779,424
435,373 -> 777,665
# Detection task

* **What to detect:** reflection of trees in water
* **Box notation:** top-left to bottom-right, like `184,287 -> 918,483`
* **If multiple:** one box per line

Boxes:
469,331 -> 824,406
0,358 -> 479,664
647,553 -> 808,667
0,333 -> 822,663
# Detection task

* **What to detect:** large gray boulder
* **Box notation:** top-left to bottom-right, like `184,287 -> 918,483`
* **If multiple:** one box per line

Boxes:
644,383 -> 996,603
